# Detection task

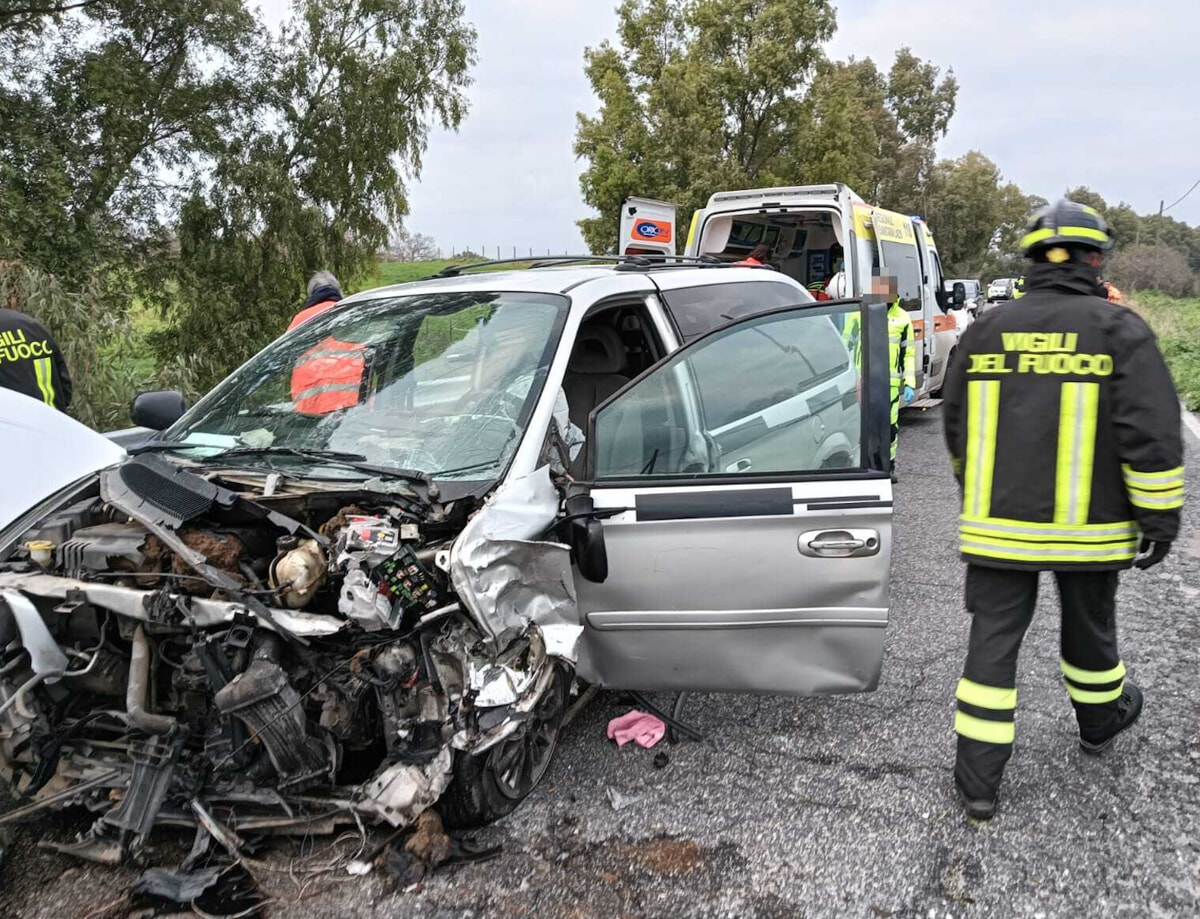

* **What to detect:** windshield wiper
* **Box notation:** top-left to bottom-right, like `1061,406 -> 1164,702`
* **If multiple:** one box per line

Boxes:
202,447 -> 437,493
129,442 -> 215,455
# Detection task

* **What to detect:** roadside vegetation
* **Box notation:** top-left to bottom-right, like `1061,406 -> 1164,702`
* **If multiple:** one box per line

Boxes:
1130,291 -> 1200,411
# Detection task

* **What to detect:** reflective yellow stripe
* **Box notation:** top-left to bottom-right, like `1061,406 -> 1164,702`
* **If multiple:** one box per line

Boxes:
1129,492 -> 1184,510
1020,226 -> 1109,249
1020,228 -> 1054,249
960,516 -> 1136,541
1066,682 -> 1124,704
1121,464 -> 1184,484
1054,382 -> 1099,526
1060,659 -> 1125,684
954,710 -> 1015,744
964,380 -> 1000,520
956,678 -> 1016,710
960,538 -> 1138,563
33,357 -> 55,406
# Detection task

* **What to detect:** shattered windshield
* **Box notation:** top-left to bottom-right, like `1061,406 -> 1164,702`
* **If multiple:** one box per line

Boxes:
160,291 -> 569,481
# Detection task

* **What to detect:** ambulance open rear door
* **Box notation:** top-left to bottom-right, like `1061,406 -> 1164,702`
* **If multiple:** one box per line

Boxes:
619,197 -> 676,256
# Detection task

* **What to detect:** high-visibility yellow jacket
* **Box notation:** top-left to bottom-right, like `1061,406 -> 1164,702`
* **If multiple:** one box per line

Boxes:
841,299 -> 916,394
943,262 -> 1183,570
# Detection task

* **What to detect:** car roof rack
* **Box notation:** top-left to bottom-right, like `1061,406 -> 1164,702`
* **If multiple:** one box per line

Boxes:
432,254 -> 737,278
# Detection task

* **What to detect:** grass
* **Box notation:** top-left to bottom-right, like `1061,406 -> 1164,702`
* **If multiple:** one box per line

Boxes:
1130,290 -> 1200,411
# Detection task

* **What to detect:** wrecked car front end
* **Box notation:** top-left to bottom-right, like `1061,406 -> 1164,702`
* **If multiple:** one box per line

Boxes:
0,290 -> 582,867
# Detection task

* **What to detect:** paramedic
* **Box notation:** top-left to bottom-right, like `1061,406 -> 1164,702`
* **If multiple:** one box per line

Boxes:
943,199 -> 1183,820
289,271 -> 366,415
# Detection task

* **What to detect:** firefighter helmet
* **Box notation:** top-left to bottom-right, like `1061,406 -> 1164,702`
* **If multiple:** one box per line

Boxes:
1020,199 -> 1113,256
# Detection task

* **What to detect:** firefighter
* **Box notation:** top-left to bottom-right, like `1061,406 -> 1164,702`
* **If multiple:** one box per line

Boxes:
943,199 -> 1183,820
837,272 -> 916,479
288,271 -> 366,415
1012,276 -> 1026,299
0,304 -> 72,412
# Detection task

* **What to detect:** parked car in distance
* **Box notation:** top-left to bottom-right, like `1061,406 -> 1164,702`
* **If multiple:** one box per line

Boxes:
987,277 -> 1016,302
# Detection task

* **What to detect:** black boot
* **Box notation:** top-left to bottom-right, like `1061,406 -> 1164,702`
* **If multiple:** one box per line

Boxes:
955,779 -> 996,821
1079,683 -> 1143,755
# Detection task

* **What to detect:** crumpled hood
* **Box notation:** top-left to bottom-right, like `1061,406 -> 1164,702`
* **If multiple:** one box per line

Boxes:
0,388 -> 125,531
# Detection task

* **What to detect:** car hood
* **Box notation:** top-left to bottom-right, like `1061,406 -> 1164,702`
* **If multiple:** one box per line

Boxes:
0,388 -> 126,530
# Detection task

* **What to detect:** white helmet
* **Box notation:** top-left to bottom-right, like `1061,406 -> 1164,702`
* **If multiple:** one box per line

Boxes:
825,271 -> 848,298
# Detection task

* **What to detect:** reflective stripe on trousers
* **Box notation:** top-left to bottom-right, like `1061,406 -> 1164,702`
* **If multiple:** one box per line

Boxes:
1061,658 -> 1125,704
954,677 -> 1016,745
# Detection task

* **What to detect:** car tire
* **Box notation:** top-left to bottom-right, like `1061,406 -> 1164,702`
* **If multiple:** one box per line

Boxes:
440,661 -> 570,829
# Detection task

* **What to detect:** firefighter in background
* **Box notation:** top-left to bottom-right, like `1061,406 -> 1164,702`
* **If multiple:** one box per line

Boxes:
735,243 -> 772,267
1012,276 -> 1026,299
0,302 -> 72,411
832,271 -> 916,480
807,280 -> 831,301
288,271 -> 366,415
943,200 -> 1183,820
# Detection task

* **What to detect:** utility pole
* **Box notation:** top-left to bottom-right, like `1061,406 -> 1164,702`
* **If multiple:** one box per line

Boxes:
1152,198 -> 1163,289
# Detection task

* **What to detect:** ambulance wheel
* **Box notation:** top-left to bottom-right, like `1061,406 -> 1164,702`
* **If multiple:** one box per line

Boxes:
440,662 -> 569,829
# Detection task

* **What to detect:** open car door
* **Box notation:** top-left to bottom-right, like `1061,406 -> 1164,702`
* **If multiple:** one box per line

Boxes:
574,299 -> 893,695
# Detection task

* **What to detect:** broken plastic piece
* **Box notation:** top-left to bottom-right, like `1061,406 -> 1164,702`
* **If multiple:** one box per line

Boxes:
606,787 -> 641,812
0,589 -> 69,678
357,747 -> 453,827
338,567 -> 393,630
131,863 -> 264,917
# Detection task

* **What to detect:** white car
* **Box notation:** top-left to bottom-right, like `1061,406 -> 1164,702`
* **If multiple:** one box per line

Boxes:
0,258 -> 897,866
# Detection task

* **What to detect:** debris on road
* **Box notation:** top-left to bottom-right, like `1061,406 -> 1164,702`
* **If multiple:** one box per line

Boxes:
606,787 -> 641,812
607,710 -> 666,748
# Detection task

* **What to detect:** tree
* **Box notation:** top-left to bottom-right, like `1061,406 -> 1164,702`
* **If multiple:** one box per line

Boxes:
386,228 -> 439,262
148,0 -> 476,393
0,0 -> 262,426
575,0 -> 836,253
574,5 -> 958,254
1106,243 -> 1195,298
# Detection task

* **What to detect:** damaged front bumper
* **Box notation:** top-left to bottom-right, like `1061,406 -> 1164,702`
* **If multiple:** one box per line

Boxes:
0,462 -> 581,867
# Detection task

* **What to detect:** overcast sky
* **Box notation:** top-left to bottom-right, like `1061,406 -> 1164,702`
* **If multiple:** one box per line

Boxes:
261,1 -> 1199,254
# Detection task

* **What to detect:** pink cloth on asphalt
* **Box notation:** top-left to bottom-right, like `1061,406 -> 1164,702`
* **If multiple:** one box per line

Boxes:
606,710 -> 666,749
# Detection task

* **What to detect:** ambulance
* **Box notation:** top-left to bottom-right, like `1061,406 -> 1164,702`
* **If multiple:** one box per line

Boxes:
619,186 -> 968,403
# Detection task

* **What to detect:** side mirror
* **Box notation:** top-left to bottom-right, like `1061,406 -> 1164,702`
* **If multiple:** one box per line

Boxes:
952,282 -> 966,305
131,389 -> 187,431
561,494 -> 609,584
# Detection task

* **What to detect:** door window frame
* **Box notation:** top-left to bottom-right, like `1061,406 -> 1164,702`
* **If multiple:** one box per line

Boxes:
584,298 -> 892,487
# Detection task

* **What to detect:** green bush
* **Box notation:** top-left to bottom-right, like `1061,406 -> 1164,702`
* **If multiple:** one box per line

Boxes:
1131,291 -> 1200,411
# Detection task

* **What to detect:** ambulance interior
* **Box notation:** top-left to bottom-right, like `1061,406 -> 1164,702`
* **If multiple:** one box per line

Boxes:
698,210 -> 847,292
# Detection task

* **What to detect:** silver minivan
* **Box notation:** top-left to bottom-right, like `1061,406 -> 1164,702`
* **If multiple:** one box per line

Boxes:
0,258 -> 896,863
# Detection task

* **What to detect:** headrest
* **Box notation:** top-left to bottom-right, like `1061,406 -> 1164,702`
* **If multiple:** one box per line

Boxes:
570,325 -> 627,375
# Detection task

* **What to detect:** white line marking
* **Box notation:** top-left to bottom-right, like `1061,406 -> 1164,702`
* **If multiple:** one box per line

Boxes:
1183,401 -> 1200,444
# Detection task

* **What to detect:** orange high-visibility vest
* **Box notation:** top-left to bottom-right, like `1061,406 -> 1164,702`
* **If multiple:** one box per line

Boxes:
291,336 -> 365,414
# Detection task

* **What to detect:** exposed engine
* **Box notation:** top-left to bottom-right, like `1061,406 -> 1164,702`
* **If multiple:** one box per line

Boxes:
0,454 -> 578,866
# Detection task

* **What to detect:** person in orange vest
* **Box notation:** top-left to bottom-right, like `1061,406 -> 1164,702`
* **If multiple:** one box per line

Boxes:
735,243 -> 771,267
289,272 -> 366,415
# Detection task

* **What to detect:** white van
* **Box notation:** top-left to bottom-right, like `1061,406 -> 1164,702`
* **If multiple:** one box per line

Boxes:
621,184 -> 966,401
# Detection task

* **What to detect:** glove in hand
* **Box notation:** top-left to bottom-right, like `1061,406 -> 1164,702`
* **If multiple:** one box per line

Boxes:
1134,538 -> 1171,570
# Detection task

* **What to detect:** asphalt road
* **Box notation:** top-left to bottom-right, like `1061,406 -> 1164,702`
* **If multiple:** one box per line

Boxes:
3,406 -> 1199,919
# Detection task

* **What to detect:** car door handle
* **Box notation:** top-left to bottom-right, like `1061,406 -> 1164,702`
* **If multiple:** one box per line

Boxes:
725,457 -> 752,473
798,529 -> 880,558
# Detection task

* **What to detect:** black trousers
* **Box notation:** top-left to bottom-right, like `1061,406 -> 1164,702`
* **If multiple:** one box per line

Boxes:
954,564 -> 1124,800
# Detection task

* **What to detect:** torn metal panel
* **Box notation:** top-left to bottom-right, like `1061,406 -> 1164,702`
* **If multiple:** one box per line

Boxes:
355,747 -> 453,827
0,572 -> 346,636
449,465 -> 579,652
0,589 -> 68,678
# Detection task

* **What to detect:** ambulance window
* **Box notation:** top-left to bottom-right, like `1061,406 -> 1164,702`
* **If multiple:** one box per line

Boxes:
929,252 -> 947,312
879,240 -> 921,312
660,281 -> 806,343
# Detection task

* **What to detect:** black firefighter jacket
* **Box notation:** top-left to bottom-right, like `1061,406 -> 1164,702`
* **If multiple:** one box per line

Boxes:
0,308 -> 72,412
943,262 -> 1183,571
